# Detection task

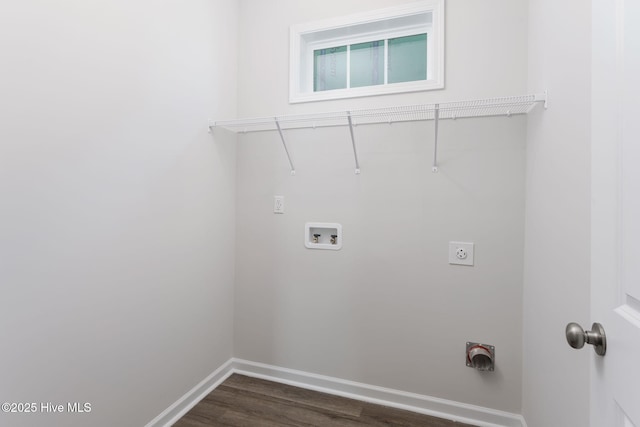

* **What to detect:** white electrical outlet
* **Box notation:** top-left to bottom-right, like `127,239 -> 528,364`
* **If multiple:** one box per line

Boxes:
274,196 -> 284,214
449,242 -> 474,266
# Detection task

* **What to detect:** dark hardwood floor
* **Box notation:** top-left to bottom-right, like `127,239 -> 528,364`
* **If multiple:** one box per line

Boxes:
174,374 -> 477,427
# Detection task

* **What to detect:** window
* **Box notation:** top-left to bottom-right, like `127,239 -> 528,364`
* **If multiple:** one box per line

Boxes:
290,0 -> 445,103
313,34 -> 428,92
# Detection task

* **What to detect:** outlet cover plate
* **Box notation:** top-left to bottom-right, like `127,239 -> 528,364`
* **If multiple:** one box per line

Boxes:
274,196 -> 284,214
449,242 -> 474,266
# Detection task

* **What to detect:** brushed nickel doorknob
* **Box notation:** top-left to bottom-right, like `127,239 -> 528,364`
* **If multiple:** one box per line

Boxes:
565,322 -> 606,356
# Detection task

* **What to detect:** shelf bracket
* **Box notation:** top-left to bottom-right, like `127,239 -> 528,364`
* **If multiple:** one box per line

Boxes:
347,112 -> 361,174
534,90 -> 548,109
432,104 -> 440,173
275,118 -> 296,176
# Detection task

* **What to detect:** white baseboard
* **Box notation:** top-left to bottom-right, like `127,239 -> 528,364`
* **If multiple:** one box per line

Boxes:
144,359 -> 234,427
147,357 -> 527,427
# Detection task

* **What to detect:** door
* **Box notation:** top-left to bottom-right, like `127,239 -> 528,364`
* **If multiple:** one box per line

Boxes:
591,0 -> 640,426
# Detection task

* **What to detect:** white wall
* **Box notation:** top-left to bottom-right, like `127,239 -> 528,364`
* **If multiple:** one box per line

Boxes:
522,1 -> 591,426
0,1 -> 238,426
234,0 -> 528,412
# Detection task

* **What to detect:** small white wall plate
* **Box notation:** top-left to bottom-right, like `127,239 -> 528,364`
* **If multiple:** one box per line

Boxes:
305,223 -> 342,250
449,241 -> 474,266
274,196 -> 284,214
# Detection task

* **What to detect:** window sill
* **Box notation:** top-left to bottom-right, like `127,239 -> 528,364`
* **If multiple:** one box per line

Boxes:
289,79 -> 444,104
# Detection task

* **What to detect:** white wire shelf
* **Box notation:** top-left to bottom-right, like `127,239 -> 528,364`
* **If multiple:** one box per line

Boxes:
212,93 -> 547,133
210,92 -> 547,174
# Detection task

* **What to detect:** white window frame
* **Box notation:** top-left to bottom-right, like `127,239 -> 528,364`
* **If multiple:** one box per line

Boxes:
289,0 -> 445,104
